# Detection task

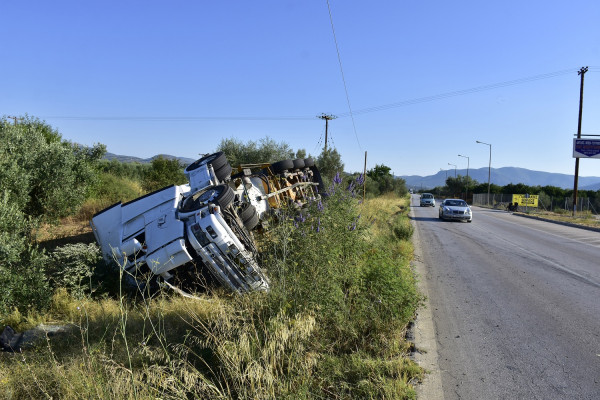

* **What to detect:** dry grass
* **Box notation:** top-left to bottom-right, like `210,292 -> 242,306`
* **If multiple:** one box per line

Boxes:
519,209 -> 600,229
2,192 -> 423,399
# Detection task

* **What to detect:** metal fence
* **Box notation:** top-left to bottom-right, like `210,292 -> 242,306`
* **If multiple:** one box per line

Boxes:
472,193 -> 599,215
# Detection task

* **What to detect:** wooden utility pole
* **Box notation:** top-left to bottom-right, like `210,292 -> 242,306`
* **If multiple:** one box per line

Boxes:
572,66 -> 588,217
6,116 -> 23,125
363,151 -> 367,202
317,113 -> 337,151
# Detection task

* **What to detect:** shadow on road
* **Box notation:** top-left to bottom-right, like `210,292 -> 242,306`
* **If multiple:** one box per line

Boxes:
408,215 -> 442,222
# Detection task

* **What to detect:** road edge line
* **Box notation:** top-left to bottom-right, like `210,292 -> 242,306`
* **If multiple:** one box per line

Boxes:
409,200 -> 444,400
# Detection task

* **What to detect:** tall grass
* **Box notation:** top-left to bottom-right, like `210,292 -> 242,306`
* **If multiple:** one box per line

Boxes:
0,179 -> 423,399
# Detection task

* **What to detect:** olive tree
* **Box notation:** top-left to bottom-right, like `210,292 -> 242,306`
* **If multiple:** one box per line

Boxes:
0,115 -> 105,220
217,137 -> 296,165
142,156 -> 187,192
317,148 -> 345,184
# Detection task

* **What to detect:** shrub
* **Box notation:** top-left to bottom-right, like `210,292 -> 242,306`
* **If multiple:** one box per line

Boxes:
392,218 -> 414,241
0,193 -> 50,315
0,115 -> 105,220
217,136 -> 297,165
142,156 -> 187,192
89,172 -> 144,205
263,173 -> 421,354
46,243 -> 103,298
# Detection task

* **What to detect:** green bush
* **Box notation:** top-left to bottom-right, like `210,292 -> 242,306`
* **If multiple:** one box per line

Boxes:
46,243 -> 103,298
263,173 -> 421,354
0,115 -> 105,220
316,148 -> 345,184
97,158 -> 148,181
392,218 -> 414,241
90,172 -> 144,205
0,193 -> 49,315
217,136 -> 299,165
142,156 -> 187,192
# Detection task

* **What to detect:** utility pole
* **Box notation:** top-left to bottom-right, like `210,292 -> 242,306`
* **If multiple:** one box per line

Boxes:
317,113 -> 337,152
458,154 -> 470,202
6,116 -> 23,125
448,163 -> 457,178
363,151 -> 367,202
573,66 -> 588,217
476,141 -> 492,206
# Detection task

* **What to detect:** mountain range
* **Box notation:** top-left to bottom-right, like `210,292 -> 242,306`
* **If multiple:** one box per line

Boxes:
104,151 -> 196,166
399,167 -> 600,191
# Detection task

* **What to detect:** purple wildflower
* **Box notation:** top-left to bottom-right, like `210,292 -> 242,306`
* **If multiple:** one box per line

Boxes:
316,217 -> 321,232
317,200 -> 324,212
356,174 -> 364,185
333,172 -> 342,184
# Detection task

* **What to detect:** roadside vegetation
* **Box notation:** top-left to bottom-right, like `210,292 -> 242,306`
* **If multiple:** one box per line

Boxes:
0,115 -> 422,399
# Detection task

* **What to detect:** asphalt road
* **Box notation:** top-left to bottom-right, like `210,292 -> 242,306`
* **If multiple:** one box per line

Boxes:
411,195 -> 600,400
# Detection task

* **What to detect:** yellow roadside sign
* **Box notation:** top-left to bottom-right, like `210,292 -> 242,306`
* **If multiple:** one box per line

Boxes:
512,194 -> 538,207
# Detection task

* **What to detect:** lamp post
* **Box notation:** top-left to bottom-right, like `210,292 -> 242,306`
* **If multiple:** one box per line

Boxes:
448,163 -> 457,178
476,141 -> 492,206
458,154 -> 470,202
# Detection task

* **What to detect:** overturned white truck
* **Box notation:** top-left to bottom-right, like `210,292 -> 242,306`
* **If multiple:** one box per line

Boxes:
91,152 -> 323,294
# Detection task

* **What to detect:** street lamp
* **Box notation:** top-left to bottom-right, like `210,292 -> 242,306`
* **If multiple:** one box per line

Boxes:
448,163 -> 457,178
476,141 -> 492,206
458,154 -> 470,202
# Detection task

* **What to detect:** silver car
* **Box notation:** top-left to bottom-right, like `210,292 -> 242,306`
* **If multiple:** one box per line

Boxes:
439,199 -> 472,222
420,193 -> 436,207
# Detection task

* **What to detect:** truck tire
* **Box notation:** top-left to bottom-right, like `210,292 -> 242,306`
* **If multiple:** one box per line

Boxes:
214,163 -> 232,181
271,159 -> 294,174
239,203 -> 259,230
303,157 -> 315,167
292,158 -> 305,169
180,184 -> 234,212
185,152 -> 228,173
213,184 -> 234,208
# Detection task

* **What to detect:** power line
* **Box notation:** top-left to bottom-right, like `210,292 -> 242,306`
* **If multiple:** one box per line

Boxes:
39,115 -> 315,121
336,68 -> 581,117
326,0 -> 361,151
37,67 -> 590,123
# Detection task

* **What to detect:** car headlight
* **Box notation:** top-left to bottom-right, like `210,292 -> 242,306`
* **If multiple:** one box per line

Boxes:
444,207 -> 451,212
466,208 -> 472,214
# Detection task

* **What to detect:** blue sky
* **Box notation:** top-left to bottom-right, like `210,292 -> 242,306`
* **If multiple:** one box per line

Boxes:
3,1 -> 600,179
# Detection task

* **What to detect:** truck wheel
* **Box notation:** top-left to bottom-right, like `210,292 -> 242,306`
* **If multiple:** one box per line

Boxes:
271,159 -> 294,174
239,202 -> 255,220
239,203 -> 259,230
214,163 -> 232,181
185,151 -> 228,173
303,157 -> 315,167
213,184 -> 234,208
180,184 -> 234,212
292,158 -> 305,169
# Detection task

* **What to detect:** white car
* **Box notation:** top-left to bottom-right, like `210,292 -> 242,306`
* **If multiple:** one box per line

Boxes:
439,199 -> 472,222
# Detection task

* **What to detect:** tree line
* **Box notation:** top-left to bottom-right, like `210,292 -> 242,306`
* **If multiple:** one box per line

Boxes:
427,174 -> 600,210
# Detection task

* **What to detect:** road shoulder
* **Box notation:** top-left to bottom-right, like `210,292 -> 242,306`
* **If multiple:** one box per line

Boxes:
409,203 -> 444,399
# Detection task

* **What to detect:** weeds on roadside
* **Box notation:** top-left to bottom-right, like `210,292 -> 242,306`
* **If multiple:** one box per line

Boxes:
0,174 -> 423,399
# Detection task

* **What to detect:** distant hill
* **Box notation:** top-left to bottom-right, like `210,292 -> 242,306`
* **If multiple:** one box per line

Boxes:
400,167 -> 600,191
104,152 -> 196,166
